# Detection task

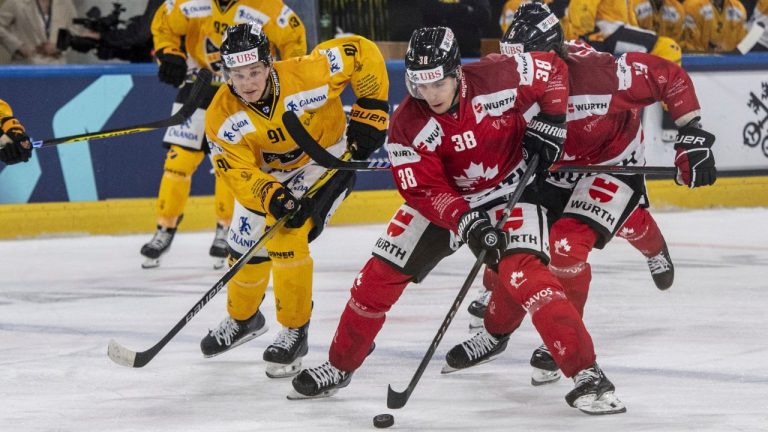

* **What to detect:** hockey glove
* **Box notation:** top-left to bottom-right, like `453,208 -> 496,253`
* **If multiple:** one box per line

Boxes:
0,119 -> 32,165
346,98 -> 389,160
674,119 -> 716,188
156,48 -> 188,88
522,114 -> 566,173
268,186 -> 313,229
457,210 -> 508,266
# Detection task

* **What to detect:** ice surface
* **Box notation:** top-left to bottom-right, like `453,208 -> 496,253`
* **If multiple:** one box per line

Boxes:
1,208 -> 767,431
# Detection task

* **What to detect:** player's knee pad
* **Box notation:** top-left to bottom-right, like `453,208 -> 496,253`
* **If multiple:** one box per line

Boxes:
348,257 -> 413,318
652,36 -> 682,64
214,176 -> 234,225
549,217 -> 598,275
227,260 -> 271,320
498,253 -> 568,314
157,146 -> 205,220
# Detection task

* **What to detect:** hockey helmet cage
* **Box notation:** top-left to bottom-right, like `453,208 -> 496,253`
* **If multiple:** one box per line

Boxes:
404,27 -> 461,99
500,2 -> 563,57
220,22 -> 272,70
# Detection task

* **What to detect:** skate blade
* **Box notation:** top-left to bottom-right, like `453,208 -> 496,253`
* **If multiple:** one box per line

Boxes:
286,387 -> 340,400
212,257 -> 226,270
265,360 -> 302,379
201,325 -> 269,358
141,258 -> 161,269
440,352 -> 502,375
577,392 -> 627,415
531,368 -> 562,386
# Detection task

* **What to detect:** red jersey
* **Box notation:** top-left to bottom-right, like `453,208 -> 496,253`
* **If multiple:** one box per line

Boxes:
385,52 -> 569,231
559,41 -> 701,166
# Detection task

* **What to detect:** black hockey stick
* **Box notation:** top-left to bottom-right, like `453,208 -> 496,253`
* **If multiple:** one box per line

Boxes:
107,160 -> 341,368
282,120 -> 678,177
30,69 -> 213,149
386,155 -> 540,409
283,110 -> 391,170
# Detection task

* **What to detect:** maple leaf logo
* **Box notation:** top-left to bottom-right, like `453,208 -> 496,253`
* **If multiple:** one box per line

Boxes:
554,238 -> 571,256
509,271 -> 527,289
453,162 -> 499,189
553,340 -> 566,356
619,227 -> 635,238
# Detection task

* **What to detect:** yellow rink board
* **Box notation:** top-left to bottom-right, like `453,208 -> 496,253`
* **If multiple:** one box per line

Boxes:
1,176 -> 766,239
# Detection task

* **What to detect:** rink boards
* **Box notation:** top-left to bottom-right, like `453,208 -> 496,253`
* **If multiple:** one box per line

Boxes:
1,55 -> 767,238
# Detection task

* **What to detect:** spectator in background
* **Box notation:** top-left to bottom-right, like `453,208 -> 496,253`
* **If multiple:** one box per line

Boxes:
681,0 -> 748,52
0,0 -> 80,64
751,0 -> 768,51
421,0 -> 491,57
630,0 -> 685,43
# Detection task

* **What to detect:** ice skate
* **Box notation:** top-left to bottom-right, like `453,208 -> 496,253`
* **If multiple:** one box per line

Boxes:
288,361 -> 353,399
263,323 -> 309,378
200,310 -> 268,357
647,242 -> 674,290
209,223 -> 229,270
442,330 -> 509,374
530,343 -> 562,386
140,225 -> 178,268
565,363 -> 626,415
467,288 -> 491,333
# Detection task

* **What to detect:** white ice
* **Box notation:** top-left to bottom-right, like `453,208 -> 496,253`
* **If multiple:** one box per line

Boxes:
1,208 -> 768,431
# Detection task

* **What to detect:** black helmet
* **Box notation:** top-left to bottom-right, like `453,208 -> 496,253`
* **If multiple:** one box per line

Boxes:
500,2 -> 563,56
404,27 -> 461,98
220,22 -> 272,70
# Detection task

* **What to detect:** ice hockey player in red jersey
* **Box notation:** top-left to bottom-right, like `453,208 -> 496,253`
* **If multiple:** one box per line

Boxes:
453,1 -> 716,387
290,26 -> 626,415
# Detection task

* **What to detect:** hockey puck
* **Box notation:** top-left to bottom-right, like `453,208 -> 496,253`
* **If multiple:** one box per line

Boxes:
373,413 -> 394,428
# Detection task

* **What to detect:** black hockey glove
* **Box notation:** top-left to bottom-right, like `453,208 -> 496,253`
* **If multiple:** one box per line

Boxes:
522,114 -> 566,173
346,98 -> 389,160
156,48 -> 188,88
457,210 -> 508,266
0,127 -> 32,165
268,186 -> 314,229
674,118 -> 716,188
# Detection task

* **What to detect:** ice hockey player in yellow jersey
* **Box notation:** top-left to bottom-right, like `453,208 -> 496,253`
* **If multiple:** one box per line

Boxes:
630,0 -> 685,42
0,98 -> 32,165
199,22 -> 389,379
681,0 -> 748,52
142,0 -> 307,269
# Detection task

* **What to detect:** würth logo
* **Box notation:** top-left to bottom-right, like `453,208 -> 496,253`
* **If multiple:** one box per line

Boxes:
744,81 -> 768,158
588,177 -> 619,203
386,209 -> 414,237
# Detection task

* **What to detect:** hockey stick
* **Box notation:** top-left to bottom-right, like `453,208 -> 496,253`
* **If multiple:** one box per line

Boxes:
107,160 -> 342,368
283,118 -> 677,177
736,23 -> 766,55
283,110 -> 391,170
29,69 -> 213,149
386,155 -> 540,409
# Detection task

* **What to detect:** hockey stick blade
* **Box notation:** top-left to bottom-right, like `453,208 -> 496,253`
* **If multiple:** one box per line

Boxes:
282,111 -> 391,170
553,165 -> 677,176
107,339 -> 138,367
737,23 -> 766,55
33,69 -> 213,148
387,155 -> 540,409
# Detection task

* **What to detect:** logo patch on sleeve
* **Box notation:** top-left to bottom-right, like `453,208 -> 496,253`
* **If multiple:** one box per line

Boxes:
234,6 -> 270,25
471,89 -> 518,122
385,142 -> 421,166
284,85 -> 330,116
180,0 -> 211,17
412,118 -> 444,152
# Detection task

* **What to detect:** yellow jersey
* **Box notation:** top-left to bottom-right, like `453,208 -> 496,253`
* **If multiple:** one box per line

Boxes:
630,0 -> 685,41
562,0 -> 635,40
152,0 -> 306,75
205,36 -> 389,213
0,98 -> 24,133
681,0 -> 747,52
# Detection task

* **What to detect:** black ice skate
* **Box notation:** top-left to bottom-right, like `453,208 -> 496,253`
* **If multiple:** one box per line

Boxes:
530,343 -> 562,386
467,288 -> 491,333
647,242 -> 674,290
263,323 -> 309,378
209,223 -> 229,270
565,363 -> 626,415
200,310 -> 268,357
442,330 -> 510,374
140,225 -> 178,269
288,361 -> 353,399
